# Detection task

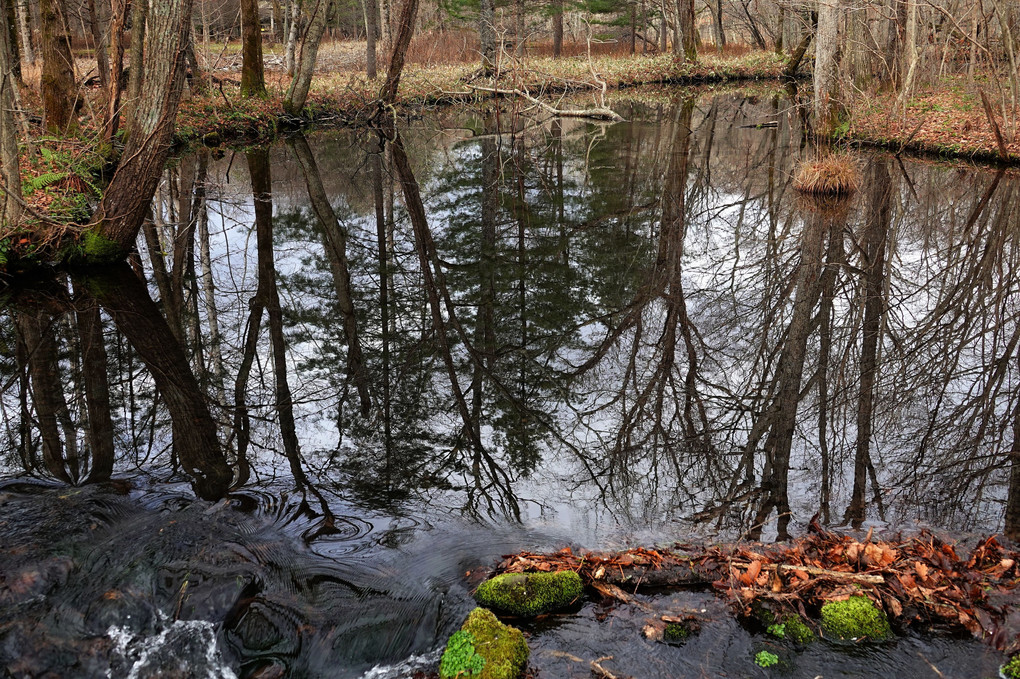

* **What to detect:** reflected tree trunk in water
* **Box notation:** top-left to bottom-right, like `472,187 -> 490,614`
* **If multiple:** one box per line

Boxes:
1007,394 -> 1020,541
845,158 -> 892,527
388,128 -> 519,520
288,134 -> 371,416
249,149 -> 303,465
751,202 -> 830,540
84,264 -> 232,500
470,136 -> 498,444
373,137 -> 394,467
16,309 -> 73,483
73,294 -> 115,482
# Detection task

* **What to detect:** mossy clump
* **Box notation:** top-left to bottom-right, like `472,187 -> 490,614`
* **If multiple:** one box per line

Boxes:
754,650 -> 779,668
662,621 -> 694,645
474,570 -> 583,617
820,595 -> 891,641
81,230 -> 123,263
1001,653 -> 1020,679
439,607 -> 528,679
780,616 -> 815,645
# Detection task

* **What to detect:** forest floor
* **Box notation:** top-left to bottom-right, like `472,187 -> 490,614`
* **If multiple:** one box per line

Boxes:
847,74 -> 1020,163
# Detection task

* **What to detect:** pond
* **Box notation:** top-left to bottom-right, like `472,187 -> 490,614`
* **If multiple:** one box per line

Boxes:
0,87 -> 1016,677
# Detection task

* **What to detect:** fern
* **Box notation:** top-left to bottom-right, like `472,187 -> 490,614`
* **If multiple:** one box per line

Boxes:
24,171 -> 68,194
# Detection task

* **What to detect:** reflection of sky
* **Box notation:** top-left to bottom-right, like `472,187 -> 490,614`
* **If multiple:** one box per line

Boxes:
3,98 -> 1018,548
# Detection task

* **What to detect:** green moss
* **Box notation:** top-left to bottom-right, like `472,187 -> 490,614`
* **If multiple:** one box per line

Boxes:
1002,653 -> 1020,679
754,650 -> 779,668
820,596 -> 891,641
82,230 -> 123,263
439,608 -> 528,679
474,571 -> 583,617
439,630 -> 485,678
663,621 -> 691,644
781,616 -> 815,645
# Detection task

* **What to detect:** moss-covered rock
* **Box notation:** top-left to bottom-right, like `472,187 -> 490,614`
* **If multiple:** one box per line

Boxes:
820,595 -> 891,641
781,615 -> 815,645
1001,653 -> 1020,679
662,621 -> 691,645
439,607 -> 529,679
474,570 -> 583,617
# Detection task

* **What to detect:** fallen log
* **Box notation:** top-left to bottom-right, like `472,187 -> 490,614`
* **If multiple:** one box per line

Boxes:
466,84 -> 625,122
484,525 -> 1020,652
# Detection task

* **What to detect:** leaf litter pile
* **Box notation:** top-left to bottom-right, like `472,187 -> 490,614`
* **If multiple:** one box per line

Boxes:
490,520 -> 1020,653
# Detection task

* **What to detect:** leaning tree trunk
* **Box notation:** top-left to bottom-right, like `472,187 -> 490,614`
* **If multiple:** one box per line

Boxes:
813,0 -> 840,137
88,0 -> 195,257
239,0 -> 266,96
675,0 -> 697,62
104,0 -> 125,139
40,0 -> 76,132
283,0 -> 330,114
0,0 -> 20,226
378,0 -> 417,106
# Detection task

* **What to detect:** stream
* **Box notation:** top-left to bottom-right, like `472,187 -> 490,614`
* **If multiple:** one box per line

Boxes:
0,87 -> 1016,678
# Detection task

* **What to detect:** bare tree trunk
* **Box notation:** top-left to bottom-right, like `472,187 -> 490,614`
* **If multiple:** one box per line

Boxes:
16,0 -> 31,65
284,0 -> 329,114
239,0 -> 266,96
715,0 -> 725,47
630,1 -> 636,54
378,0 -> 417,105
0,0 -> 21,227
271,0 -> 284,40
514,0 -> 525,56
784,13 -> 815,78
86,0 -> 108,89
365,0 -> 377,78
104,0 -> 125,139
40,0 -> 76,131
813,0 -> 840,137
124,0 -> 147,133
479,0 -> 495,73
675,0 -> 696,62
89,0 -> 195,256
552,0 -> 562,56
894,0 -> 918,112
285,0 -> 300,76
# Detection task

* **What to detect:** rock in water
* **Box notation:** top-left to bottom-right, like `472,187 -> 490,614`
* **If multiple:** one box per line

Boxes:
438,608 -> 528,679
474,571 -> 583,617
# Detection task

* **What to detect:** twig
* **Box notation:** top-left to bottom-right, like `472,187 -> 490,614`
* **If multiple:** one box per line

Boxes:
758,562 -> 885,584
591,656 -> 630,679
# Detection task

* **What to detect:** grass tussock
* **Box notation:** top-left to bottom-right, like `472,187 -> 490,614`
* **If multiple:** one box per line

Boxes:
793,154 -> 861,195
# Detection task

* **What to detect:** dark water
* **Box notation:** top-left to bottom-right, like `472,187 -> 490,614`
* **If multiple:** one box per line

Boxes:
1,88 -> 1017,677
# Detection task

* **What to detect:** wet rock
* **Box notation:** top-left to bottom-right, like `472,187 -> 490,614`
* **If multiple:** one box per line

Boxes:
474,571 -> 582,617
438,608 -> 528,679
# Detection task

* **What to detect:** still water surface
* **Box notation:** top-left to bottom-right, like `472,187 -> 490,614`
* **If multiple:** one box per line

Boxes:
1,89 -> 1017,677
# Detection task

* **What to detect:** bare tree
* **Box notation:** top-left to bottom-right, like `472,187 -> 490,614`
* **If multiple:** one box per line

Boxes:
40,0 -> 76,131
240,0 -> 267,96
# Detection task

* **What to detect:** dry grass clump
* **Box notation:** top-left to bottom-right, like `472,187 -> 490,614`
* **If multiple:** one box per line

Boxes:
793,154 -> 861,195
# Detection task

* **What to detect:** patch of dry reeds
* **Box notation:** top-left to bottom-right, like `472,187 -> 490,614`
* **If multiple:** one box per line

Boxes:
793,154 -> 861,195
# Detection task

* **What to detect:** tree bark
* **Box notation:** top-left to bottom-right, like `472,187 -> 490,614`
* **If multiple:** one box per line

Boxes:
378,0 -> 417,106
90,0 -> 195,256
813,0 -> 840,137
3,0 -> 19,81
675,0 -> 696,62
552,0 -> 562,56
365,0 -> 378,78
40,0 -> 76,132
0,0 -> 21,227
239,0 -> 266,96
124,0 -> 147,134
87,0 -> 109,89
104,0 -> 125,139
284,0 -> 300,76
15,0 -> 31,65
479,0 -> 495,73
284,0 -> 329,114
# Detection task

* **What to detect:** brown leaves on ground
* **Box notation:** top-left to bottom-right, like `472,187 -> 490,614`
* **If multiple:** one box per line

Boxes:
489,524 -> 1020,653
